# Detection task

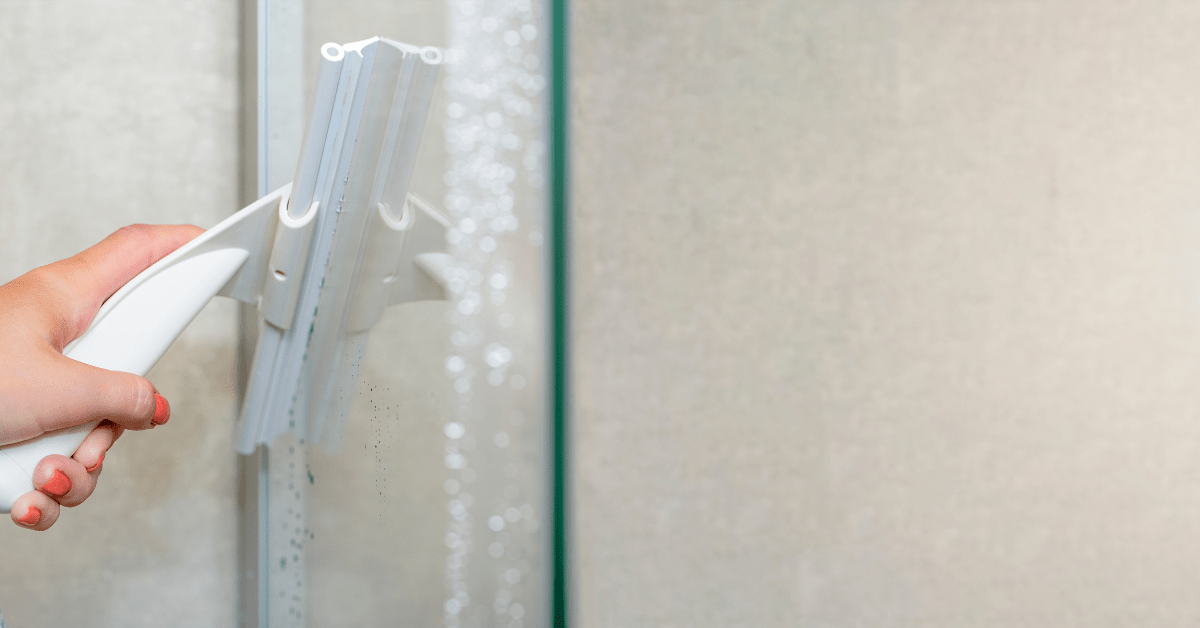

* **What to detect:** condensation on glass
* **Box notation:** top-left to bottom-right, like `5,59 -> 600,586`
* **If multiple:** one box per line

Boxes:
243,0 -> 553,626
441,0 -> 550,626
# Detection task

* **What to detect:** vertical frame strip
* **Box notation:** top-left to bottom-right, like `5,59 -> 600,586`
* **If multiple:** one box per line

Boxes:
239,1 -> 305,626
550,0 -> 570,625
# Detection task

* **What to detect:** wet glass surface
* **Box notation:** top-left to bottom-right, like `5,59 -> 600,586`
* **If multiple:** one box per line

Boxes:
297,2 -> 551,625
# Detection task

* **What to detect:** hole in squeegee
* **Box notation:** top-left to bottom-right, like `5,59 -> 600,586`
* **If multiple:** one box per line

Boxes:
274,270 -> 287,280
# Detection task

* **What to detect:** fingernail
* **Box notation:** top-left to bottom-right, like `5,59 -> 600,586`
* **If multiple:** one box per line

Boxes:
17,507 -> 41,526
85,454 -> 105,473
152,393 -> 169,425
42,470 -> 71,497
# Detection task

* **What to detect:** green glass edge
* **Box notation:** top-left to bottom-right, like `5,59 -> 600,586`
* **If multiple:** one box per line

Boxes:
550,0 -> 570,625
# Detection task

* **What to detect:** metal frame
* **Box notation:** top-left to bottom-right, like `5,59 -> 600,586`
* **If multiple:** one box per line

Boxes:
238,2 -> 304,626
550,0 -> 571,624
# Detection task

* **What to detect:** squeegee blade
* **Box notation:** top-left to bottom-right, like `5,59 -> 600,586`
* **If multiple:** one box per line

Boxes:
234,38 -> 442,453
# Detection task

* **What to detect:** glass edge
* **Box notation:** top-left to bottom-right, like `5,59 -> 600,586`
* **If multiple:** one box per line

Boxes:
550,0 -> 570,626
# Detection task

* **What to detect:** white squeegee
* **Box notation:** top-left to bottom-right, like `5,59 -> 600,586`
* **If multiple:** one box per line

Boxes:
0,37 -> 447,513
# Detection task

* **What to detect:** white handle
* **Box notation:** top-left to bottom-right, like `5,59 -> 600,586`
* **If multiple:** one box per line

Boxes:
0,248 -> 251,513
0,183 -> 290,514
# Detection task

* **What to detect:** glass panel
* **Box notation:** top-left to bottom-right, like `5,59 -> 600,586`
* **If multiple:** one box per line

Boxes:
292,6 -> 449,626
293,2 -> 554,626
440,0 -> 553,624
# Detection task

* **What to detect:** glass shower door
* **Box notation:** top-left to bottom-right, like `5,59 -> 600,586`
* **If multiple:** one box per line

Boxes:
241,1 -> 562,625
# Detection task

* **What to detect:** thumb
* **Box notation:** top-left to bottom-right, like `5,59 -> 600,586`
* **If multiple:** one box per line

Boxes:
38,354 -> 167,433
42,224 -> 204,343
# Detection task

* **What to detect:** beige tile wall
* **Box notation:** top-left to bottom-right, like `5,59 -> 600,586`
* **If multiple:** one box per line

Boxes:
0,1 -> 240,626
573,1 -> 1200,626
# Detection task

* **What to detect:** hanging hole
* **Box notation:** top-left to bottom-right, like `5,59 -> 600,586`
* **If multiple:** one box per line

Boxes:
383,273 -> 398,284
274,270 -> 287,280
321,43 -> 344,62
420,47 -> 443,65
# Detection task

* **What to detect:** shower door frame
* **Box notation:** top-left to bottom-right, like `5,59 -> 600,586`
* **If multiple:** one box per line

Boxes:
237,1 -> 306,626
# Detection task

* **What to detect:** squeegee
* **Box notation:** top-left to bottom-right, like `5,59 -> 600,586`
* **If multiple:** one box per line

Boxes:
0,37 -> 448,512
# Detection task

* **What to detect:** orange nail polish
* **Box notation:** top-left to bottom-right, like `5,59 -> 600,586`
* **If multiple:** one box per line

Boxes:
42,470 -> 70,497
152,393 -> 169,425
85,454 -> 105,473
17,507 -> 40,526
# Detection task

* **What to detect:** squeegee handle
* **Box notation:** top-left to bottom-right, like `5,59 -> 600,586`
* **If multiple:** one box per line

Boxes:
0,247 -> 251,514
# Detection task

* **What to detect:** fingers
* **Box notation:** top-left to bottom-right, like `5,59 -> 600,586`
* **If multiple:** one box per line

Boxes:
74,420 -> 123,472
10,422 -> 123,530
29,454 -> 95,508
10,490 -> 59,531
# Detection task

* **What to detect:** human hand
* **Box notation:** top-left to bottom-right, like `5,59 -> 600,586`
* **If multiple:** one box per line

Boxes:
0,223 -> 203,530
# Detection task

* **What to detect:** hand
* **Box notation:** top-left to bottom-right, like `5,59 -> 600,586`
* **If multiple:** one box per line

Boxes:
0,223 -> 203,530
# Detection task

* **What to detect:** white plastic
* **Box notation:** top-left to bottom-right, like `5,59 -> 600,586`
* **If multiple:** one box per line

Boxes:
260,200 -> 319,328
348,197 -> 450,332
235,37 -> 443,454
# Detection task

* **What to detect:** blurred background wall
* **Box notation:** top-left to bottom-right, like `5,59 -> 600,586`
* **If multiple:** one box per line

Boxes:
0,2 -> 241,626
572,1 -> 1200,626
